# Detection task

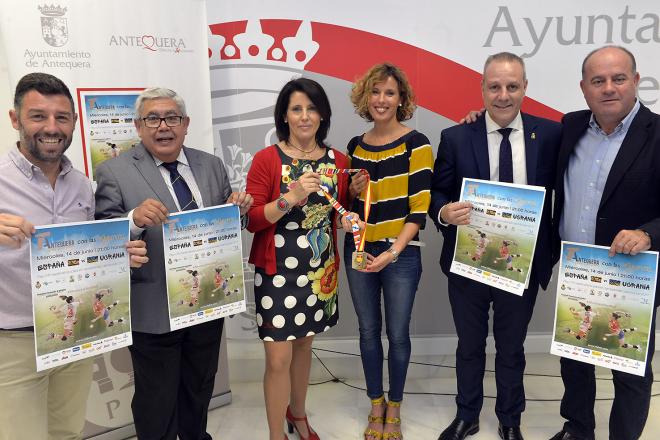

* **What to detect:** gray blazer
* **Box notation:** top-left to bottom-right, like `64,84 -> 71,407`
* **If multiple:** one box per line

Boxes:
94,143 -> 232,334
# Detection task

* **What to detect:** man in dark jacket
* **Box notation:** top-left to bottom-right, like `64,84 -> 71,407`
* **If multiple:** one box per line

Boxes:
550,46 -> 660,440
430,52 -> 561,440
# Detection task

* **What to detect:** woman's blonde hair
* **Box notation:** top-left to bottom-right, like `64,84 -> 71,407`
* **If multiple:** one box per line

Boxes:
350,63 -> 416,122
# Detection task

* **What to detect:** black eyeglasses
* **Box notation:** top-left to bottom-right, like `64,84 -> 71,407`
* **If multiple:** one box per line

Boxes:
142,115 -> 184,128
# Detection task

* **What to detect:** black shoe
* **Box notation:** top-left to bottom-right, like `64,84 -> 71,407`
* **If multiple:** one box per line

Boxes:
438,417 -> 479,440
549,430 -> 586,440
498,423 -> 524,440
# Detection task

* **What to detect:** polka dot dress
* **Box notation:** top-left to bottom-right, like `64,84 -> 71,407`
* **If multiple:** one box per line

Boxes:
254,147 -> 340,341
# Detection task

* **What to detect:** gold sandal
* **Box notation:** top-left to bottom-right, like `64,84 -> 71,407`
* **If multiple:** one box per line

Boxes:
364,395 -> 386,440
383,400 -> 403,439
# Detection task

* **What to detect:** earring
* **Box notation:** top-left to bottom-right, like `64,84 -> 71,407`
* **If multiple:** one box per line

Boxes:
398,103 -> 402,107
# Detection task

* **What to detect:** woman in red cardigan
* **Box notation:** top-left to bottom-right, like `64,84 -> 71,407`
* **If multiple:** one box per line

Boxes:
246,78 -> 349,440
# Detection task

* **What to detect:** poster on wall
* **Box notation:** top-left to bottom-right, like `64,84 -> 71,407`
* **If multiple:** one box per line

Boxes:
30,218 -> 132,372
163,204 -> 246,331
450,178 -> 545,295
77,89 -> 142,181
551,242 -> 658,376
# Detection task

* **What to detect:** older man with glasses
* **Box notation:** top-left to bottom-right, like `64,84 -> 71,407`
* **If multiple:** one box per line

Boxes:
95,87 -> 252,440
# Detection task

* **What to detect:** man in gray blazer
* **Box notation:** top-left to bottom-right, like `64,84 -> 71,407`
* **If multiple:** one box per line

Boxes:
95,87 -> 252,440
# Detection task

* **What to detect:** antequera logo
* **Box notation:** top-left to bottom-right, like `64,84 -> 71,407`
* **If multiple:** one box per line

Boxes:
39,4 -> 68,47
108,34 -> 190,53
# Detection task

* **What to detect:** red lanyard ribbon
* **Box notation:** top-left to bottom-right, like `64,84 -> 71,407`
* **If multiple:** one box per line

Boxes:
318,169 -> 371,261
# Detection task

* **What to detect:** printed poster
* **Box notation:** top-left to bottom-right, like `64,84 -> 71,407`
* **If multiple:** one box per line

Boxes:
30,218 -> 131,371
551,242 -> 658,376
77,89 -> 143,180
450,178 -> 546,295
163,204 -> 246,330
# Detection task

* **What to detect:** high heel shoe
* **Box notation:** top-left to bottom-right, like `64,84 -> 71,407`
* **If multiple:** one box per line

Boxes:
364,395 -> 386,440
286,405 -> 320,440
383,400 -> 402,439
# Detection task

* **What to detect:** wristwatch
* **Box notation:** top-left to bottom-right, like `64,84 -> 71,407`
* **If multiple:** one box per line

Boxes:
276,195 -> 291,213
386,247 -> 399,263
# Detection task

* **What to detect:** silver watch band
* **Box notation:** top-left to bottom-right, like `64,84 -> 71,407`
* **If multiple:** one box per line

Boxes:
387,247 -> 399,262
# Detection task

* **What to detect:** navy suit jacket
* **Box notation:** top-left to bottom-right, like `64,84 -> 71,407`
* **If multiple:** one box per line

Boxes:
95,143 -> 233,334
552,104 -> 660,303
429,113 -> 562,290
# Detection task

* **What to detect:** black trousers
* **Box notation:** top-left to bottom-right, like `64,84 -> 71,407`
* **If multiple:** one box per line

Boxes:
129,318 -> 224,440
560,306 -> 657,440
447,273 -> 539,427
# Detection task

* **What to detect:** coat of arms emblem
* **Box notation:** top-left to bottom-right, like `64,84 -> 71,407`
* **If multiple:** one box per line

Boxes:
38,5 -> 68,47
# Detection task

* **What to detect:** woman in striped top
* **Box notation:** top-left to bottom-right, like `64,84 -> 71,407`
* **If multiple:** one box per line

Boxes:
343,63 -> 434,440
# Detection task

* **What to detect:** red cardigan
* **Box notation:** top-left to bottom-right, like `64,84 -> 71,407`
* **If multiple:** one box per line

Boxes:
246,145 -> 349,275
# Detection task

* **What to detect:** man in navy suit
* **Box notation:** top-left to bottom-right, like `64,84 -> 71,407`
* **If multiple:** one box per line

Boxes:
429,52 -> 561,440
549,46 -> 660,440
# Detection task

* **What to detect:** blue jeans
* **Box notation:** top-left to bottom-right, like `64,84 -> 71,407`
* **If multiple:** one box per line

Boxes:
344,238 -> 422,402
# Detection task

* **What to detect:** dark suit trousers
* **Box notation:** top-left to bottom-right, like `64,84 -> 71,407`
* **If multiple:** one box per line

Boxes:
560,307 -> 657,440
447,273 -> 539,427
129,318 -> 224,440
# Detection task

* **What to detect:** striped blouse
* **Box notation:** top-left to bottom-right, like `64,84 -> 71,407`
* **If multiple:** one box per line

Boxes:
347,130 -> 434,242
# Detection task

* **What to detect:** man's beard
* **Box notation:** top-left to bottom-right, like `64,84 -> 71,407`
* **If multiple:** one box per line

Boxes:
19,124 -> 72,163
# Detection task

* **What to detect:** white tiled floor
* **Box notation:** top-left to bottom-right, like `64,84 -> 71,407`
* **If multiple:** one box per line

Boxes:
217,353 -> 660,439
129,352 -> 660,439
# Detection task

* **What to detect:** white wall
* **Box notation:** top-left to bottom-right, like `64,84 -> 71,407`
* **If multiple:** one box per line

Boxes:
0,34 -> 17,153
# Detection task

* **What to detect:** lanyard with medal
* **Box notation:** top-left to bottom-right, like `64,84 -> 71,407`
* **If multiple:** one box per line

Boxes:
318,169 -> 371,270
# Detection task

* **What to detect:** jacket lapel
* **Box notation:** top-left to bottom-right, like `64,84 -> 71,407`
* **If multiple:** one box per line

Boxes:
471,116 -> 490,180
600,105 -> 651,208
185,146 -> 213,207
521,113 -> 538,185
556,112 -> 590,196
132,143 -> 178,212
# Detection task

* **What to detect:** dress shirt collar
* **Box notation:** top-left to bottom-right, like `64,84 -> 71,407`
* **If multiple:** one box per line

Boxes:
485,111 -> 523,134
152,148 -> 190,168
8,142 -> 73,180
588,99 -> 640,136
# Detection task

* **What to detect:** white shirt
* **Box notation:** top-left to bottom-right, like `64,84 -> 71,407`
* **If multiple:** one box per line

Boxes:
438,112 -> 527,226
129,149 -> 204,236
485,111 -> 527,184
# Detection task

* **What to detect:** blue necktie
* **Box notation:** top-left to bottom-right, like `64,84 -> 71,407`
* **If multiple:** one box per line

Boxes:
498,128 -> 513,183
162,161 -> 198,211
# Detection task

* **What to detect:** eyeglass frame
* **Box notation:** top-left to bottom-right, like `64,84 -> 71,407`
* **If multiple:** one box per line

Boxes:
141,115 -> 185,128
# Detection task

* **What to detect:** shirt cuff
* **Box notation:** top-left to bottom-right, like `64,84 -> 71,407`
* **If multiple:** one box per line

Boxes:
438,203 -> 450,227
128,209 -> 146,238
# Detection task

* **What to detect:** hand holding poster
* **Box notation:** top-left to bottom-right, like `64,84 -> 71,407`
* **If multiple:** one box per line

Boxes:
551,242 -> 658,376
450,178 -> 546,295
163,204 -> 247,330
30,218 -> 131,371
